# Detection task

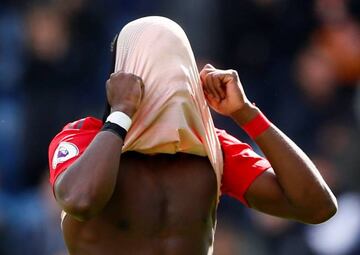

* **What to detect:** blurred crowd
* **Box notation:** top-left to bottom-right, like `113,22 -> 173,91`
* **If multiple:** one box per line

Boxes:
0,0 -> 359,254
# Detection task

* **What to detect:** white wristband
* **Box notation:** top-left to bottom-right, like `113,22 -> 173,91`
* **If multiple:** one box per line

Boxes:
106,111 -> 132,131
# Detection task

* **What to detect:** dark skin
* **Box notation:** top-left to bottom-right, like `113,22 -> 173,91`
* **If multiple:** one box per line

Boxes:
55,67 -> 337,254
61,152 -> 218,255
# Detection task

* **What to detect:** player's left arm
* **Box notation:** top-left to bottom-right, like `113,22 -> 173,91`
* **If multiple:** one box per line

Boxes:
200,64 -> 337,224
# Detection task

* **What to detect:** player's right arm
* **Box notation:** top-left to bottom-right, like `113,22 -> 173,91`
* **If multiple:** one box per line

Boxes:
200,64 -> 337,224
53,72 -> 144,221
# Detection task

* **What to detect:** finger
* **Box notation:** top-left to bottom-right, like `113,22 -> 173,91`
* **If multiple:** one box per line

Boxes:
200,64 -> 222,100
200,63 -> 216,80
204,72 -> 217,100
200,68 -> 211,82
129,73 -> 143,84
203,89 -> 217,105
201,73 -> 212,97
204,63 -> 216,70
110,70 -> 125,78
218,69 -> 238,84
203,90 -> 211,102
212,73 -> 226,100
205,72 -> 221,101
201,80 -> 210,95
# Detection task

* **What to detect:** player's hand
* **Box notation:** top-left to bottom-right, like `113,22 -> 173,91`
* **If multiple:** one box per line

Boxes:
200,64 -> 250,116
106,71 -> 144,118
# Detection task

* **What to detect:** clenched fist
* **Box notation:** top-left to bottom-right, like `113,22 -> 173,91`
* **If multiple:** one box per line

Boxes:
106,71 -> 144,118
200,64 -> 250,116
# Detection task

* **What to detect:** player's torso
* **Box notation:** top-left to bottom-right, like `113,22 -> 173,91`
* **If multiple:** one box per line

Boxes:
62,152 -> 218,255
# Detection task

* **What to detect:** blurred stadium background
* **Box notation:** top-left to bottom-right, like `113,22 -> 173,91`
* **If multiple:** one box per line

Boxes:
1,0 -> 360,254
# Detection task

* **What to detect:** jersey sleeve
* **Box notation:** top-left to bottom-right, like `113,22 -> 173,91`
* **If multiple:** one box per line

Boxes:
48,117 -> 102,187
216,129 -> 271,207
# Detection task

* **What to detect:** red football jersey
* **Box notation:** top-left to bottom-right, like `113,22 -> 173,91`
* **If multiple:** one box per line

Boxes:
48,117 -> 270,206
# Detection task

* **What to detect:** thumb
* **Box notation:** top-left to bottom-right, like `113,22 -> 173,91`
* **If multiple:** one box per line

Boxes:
204,63 -> 216,69
200,63 -> 216,80
213,69 -> 237,84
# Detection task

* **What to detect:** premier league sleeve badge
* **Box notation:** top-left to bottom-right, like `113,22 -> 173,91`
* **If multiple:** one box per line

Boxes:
52,141 -> 79,170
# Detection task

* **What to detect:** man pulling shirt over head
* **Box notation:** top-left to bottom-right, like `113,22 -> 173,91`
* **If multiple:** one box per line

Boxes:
48,16 -> 337,255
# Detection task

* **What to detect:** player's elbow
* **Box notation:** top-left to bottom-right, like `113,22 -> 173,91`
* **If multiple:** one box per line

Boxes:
301,197 -> 338,224
56,189 -> 99,221
55,181 -> 102,221
58,194 -> 100,221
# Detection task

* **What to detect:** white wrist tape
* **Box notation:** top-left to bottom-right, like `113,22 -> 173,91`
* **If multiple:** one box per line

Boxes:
106,111 -> 132,131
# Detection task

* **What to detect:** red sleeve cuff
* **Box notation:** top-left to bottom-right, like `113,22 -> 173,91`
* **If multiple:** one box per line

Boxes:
216,128 -> 271,207
222,159 -> 270,207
